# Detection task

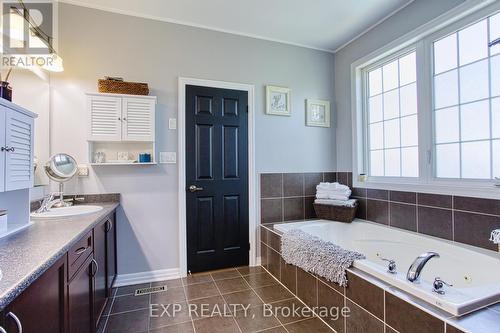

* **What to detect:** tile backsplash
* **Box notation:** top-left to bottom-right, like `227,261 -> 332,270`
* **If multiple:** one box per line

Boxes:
260,172 -> 349,224
260,171 -> 500,253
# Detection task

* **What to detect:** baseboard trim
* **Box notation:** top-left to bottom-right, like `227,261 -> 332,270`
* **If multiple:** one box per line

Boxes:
114,268 -> 181,287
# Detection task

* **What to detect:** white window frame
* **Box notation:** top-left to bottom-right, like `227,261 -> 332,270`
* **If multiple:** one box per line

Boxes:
351,0 -> 500,199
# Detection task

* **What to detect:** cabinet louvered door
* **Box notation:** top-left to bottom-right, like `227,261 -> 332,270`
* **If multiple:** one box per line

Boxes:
4,109 -> 34,191
122,98 -> 155,141
0,108 -> 6,192
88,96 -> 122,141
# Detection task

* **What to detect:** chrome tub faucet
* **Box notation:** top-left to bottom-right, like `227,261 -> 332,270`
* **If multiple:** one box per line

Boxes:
407,252 -> 440,283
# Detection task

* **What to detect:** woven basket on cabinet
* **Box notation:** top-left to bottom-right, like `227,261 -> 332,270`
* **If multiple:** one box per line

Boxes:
98,79 -> 149,95
313,202 -> 358,223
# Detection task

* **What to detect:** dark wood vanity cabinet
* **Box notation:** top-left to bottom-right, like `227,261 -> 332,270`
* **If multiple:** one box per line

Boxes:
93,218 -> 107,327
3,256 -> 67,333
106,214 -> 117,296
68,254 -> 95,333
0,210 -> 117,333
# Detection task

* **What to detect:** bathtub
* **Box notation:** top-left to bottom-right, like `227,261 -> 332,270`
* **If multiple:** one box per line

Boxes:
273,219 -> 500,316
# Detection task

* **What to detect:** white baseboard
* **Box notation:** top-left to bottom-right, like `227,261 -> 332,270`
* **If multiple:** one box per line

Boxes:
114,268 -> 181,287
256,256 -> 262,266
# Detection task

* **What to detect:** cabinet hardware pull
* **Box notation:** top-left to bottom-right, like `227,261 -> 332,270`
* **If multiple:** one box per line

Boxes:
105,220 -> 113,232
7,312 -> 22,333
75,247 -> 87,255
118,117 -> 121,121
8,147 -> 15,152
91,259 -> 99,277
0,326 -> 7,333
0,146 -> 6,152
1,146 -> 14,152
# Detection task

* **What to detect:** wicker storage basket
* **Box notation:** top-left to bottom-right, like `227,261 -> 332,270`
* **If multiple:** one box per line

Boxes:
98,79 -> 149,95
313,202 -> 358,223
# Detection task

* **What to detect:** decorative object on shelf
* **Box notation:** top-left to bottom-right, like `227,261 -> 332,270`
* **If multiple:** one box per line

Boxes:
98,77 -> 149,95
117,151 -> 129,161
138,153 -> 151,163
0,68 -> 13,101
266,85 -> 291,116
306,99 -> 330,127
93,151 -> 105,163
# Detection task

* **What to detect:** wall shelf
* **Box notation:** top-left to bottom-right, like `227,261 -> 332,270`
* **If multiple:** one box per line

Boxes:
90,162 -> 157,166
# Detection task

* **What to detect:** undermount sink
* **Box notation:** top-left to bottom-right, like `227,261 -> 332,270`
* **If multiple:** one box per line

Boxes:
30,205 -> 103,219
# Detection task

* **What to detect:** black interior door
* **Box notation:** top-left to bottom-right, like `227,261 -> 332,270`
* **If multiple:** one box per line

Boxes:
186,85 -> 249,273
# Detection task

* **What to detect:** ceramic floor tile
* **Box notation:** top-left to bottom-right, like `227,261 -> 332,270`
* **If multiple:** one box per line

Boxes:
222,289 -> 263,311
234,305 -> 281,333
211,268 -> 242,281
253,284 -> 294,303
110,294 -> 149,314
105,309 -> 149,333
215,277 -> 251,294
184,281 -> 220,300
193,316 -> 240,333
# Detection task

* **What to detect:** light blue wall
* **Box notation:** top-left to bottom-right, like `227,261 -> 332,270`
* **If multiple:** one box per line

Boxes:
53,3 -> 335,275
334,0 -> 466,171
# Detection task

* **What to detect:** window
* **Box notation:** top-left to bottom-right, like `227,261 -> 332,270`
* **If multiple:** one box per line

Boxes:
433,15 -> 500,179
366,52 -> 418,177
358,4 -> 500,187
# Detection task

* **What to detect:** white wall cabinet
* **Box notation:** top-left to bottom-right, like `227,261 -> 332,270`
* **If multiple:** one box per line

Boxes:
87,93 -> 156,142
86,93 -> 157,165
0,100 -> 36,192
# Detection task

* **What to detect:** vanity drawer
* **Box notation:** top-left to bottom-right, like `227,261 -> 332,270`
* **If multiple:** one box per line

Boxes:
68,230 -> 93,279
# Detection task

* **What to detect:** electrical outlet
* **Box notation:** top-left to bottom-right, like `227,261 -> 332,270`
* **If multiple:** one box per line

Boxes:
168,118 -> 177,130
77,165 -> 89,177
160,152 -> 176,164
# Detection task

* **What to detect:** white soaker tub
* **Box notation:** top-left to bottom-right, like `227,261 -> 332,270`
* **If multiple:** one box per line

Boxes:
273,219 -> 500,316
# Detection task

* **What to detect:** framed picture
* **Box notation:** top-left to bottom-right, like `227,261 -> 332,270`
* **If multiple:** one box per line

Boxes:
306,99 -> 331,127
266,85 -> 291,116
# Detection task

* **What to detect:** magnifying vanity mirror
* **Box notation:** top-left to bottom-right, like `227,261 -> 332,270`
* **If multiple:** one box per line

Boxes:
44,153 -> 78,208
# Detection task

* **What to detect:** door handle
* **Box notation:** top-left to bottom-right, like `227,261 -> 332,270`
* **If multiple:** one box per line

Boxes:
188,185 -> 204,192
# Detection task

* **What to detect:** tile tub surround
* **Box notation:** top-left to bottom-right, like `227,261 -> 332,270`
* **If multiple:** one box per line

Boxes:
351,187 -> 500,252
0,202 -> 119,310
260,224 -> 500,333
260,172 -> 352,224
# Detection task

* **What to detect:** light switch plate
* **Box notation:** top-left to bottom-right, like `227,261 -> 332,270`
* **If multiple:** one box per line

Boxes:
77,165 -> 89,177
168,118 -> 177,130
160,152 -> 176,164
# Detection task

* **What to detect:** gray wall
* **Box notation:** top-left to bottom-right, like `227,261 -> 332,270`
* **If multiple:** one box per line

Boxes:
334,0 -> 465,171
51,4 -> 335,275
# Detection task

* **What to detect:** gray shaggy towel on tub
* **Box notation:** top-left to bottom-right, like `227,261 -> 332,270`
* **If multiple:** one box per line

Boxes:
281,229 -> 365,287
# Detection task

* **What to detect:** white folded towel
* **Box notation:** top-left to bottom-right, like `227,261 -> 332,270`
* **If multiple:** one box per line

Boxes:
316,189 -> 351,197
315,199 -> 357,208
317,182 -> 350,191
316,194 -> 350,201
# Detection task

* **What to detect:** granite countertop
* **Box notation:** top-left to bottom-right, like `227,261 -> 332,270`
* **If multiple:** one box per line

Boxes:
0,202 -> 119,310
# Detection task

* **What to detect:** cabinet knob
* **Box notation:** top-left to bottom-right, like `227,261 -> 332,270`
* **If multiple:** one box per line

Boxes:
7,312 -> 22,333
1,146 -> 15,152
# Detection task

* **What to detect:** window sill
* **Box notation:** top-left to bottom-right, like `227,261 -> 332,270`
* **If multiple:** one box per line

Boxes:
352,178 -> 500,200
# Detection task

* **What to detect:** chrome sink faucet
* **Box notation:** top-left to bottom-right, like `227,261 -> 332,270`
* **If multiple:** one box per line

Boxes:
36,192 -> 66,213
407,252 -> 440,283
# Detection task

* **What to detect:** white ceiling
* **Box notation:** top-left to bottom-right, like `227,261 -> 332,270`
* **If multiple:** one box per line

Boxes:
59,0 -> 414,52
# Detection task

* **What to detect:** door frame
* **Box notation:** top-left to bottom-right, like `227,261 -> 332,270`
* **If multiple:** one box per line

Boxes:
178,77 -> 256,277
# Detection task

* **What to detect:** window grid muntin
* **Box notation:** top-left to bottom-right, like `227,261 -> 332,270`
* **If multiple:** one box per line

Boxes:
432,14 -> 498,179
367,50 -> 418,177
